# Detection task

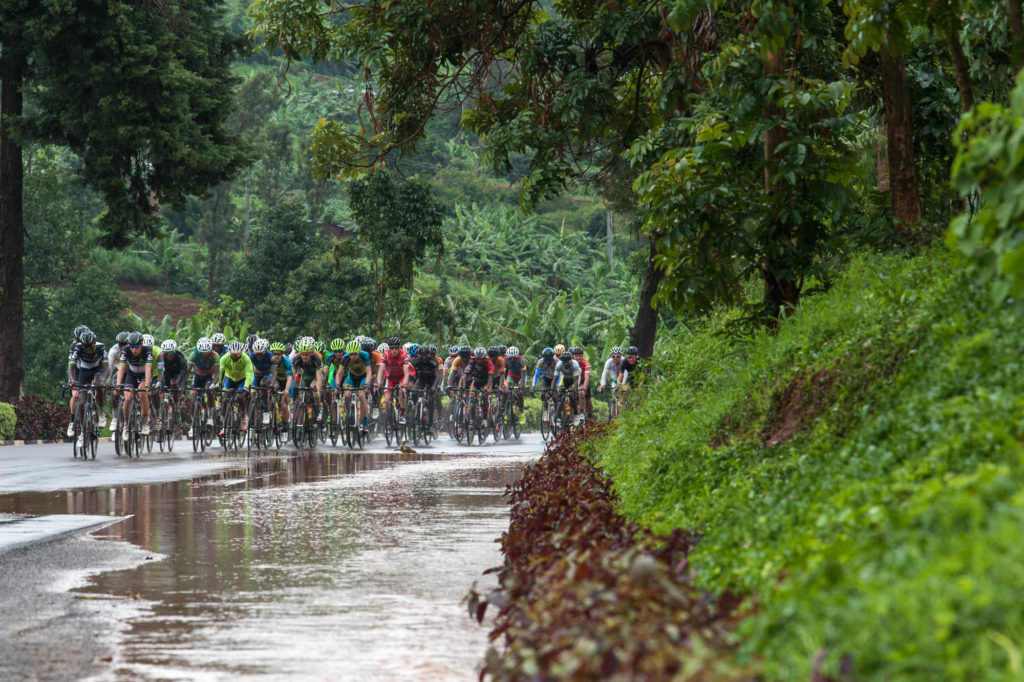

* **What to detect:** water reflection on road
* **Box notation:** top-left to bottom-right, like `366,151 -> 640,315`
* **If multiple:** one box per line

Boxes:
0,444 -> 537,681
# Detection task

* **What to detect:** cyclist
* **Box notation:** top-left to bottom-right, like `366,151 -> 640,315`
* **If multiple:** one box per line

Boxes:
570,346 -> 593,420
504,346 -> 527,409
219,340 -> 255,434
618,346 -> 639,392
443,345 -> 458,377
115,331 -> 154,438
244,334 -> 258,354
458,347 -> 496,420
598,347 -> 624,392
378,336 -> 411,424
188,337 -> 220,438
554,350 -> 582,425
269,341 -> 293,421
531,347 -> 558,395
553,343 -> 566,359
66,329 -> 109,439
249,338 -> 280,425
341,339 -> 372,433
156,338 -> 188,395
210,332 -> 228,356
291,339 -> 325,431
324,338 -> 347,391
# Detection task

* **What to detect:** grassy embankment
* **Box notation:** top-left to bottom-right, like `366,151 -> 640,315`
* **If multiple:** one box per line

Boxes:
591,249 -> 1024,680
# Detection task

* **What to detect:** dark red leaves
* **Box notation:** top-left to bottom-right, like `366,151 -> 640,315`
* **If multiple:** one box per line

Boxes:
9,395 -> 69,441
472,423 -> 745,680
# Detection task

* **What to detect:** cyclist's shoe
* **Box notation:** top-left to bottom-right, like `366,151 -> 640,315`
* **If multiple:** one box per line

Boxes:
241,417 -> 249,431
109,416 -> 118,432
371,407 -> 380,419
218,427 -> 226,437
76,434 -> 84,448
360,425 -> 368,435
141,423 -> 151,436
154,417 -> 162,431
262,412 -> 271,425
206,416 -> 215,426
122,426 -> 130,441
97,414 -> 107,429
66,422 -> 75,437
188,426 -> 194,439
398,415 -> 406,425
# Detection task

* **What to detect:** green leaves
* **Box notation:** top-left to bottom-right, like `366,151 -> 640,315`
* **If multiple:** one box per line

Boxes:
948,70 -> 1024,300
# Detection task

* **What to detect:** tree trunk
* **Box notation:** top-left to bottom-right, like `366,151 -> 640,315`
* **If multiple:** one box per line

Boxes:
762,47 -> 799,325
629,238 -> 662,359
877,114 -> 889,192
1010,0 -> 1023,70
878,49 -> 921,229
945,31 -> 974,112
0,35 -> 26,400
605,211 -> 613,267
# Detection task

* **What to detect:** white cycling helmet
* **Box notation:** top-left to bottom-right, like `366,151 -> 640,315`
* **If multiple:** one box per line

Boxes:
196,337 -> 213,353
252,338 -> 269,353
210,332 -> 226,345
142,334 -> 155,347
228,340 -> 245,354
506,346 -> 520,357
160,339 -> 177,353
377,342 -> 388,353
402,342 -> 413,353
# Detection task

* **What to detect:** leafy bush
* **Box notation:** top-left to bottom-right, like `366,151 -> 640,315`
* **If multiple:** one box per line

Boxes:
472,425 -> 742,680
591,248 -> 1024,680
0,402 -> 15,440
11,396 -> 69,441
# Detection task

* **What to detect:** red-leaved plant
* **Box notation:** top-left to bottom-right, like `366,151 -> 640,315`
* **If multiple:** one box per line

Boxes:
10,395 -> 69,441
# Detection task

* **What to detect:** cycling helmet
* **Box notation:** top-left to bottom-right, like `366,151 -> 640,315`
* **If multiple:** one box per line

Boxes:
448,345 -> 458,355
610,346 -> 622,356
474,346 -> 486,358
284,342 -> 294,354
330,338 -> 345,351
409,343 -> 420,357
253,338 -> 269,353
361,340 -> 375,352
366,337 -> 376,346
377,342 -> 389,353
506,346 -> 520,357
497,345 -> 508,356
402,342 -> 413,353
160,339 -> 177,353
625,345 -> 638,355
560,351 -> 573,363
346,339 -> 361,353
541,347 -> 554,358
116,331 -> 130,345
211,332 -> 226,345
73,325 -> 90,341
142,334 -> 155,347
487,345 -> 499,357
553,344 -> 566,356
79,330 -> 97,345
427,345 -> 437,354
387,336 -> 401,347
269,341 -> 286,352
245,334 -> 257,349
228,340 -> 244,354
570,346 -> 583,355
127,331 -> 144,346
196,337 -> 213,353
313,341 -> 325,353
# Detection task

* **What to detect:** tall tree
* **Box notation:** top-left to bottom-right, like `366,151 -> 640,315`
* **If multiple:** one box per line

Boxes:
0,0 -> 248,399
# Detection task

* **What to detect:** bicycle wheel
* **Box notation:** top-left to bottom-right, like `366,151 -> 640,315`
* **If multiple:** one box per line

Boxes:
421,401 -> 433,446
192,403 -> 203,452
306,404 -> 318,449
113,407 -> 123,457
329,400 -> 340,446
272,405 -> 283,449
87,409 -> 98,460
540,399 -> 551,441
130,405 -> 142,458
384,401 -> 395,447
408,399 -> 420,446
158,402 -> 168,452
491,402 -> 501,442
512,402 -> 522,440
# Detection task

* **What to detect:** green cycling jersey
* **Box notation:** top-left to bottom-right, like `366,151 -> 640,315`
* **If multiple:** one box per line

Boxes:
219,352 -> 255,387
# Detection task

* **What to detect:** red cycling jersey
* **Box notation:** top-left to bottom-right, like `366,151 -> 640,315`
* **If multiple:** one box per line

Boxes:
382,350 -> 409,379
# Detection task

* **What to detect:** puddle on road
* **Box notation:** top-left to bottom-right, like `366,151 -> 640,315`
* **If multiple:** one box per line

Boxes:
0,447 -> 534,681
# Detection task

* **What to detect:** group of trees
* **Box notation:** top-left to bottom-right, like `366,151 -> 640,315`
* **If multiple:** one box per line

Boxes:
9,0 -> 1024,401
248,0 -> 1024,334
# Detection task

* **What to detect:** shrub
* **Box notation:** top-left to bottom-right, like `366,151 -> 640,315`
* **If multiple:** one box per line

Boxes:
471,424 -> 743,680
11,395 -> 69,441
0,402 -> 15,440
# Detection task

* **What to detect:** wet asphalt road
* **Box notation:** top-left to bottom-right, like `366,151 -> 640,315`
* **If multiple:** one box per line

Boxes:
0,434 -> 545,681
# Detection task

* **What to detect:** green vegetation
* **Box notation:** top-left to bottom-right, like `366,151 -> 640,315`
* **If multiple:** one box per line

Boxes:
593,248 -> 1024,679
0,403 -> 15,441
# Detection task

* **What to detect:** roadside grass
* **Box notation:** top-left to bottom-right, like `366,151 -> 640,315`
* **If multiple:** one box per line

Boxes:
590,248 -> 1024,680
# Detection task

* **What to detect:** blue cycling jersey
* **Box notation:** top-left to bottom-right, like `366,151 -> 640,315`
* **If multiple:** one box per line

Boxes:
249,350 -> 278,376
